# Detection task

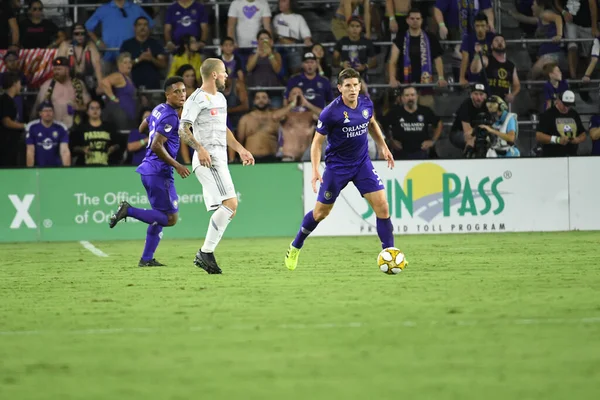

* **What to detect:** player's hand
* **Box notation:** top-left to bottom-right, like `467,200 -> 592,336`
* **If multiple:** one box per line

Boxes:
175,163 -> 190,179
382,147 -> 395,169
311,170 -> 323,193
421,140 -> 434,150
239,149 -> 255,166
197,147 -> 212,168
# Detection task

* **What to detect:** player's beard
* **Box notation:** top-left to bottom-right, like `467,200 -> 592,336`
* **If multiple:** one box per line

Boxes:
216,79 -> 226,92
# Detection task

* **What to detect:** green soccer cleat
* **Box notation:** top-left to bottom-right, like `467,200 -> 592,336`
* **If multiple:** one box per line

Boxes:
285,243 -> 300,271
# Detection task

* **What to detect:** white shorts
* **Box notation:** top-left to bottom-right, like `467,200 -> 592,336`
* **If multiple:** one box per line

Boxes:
565,23 -> 592,55
193,163 -> 237,211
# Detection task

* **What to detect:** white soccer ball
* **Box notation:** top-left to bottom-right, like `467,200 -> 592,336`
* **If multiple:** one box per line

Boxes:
377,247 -> 408,275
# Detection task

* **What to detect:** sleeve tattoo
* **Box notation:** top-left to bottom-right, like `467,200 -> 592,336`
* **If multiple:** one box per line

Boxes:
178,122 -> 201,151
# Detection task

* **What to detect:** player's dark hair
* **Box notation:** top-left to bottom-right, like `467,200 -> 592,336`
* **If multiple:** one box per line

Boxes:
407,8 -> 422,18
2,72 -> 21,90
256,29 -> 272,40
474,12 -> 488,24
338,68 -> 362,85
222,36 -> 235,45
164,76 -> 184,92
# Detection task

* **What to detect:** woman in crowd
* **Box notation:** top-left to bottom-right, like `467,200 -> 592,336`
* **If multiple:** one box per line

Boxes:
100,52 -> 137,131
176,64 -> 200,99
168,34 -> 202,78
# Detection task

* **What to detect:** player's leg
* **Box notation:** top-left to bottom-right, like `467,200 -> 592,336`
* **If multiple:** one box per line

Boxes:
286,168 -> 348,270
109,175 -> 170,228
354,161 -> 394,249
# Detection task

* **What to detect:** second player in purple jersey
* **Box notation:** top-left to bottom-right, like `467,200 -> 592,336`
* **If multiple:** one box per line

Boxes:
109,76 -> 190,267
284,68 -> 397,271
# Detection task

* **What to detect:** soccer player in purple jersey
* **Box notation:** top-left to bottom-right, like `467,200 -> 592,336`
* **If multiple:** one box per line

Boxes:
284,68 -> 396,270
108,76 -> 189,267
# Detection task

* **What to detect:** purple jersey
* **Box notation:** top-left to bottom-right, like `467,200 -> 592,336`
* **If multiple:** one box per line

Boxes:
285,73 -> 333,110
316,94 -> 374,169
543,80 -> 569,110
25,120 -> 69,167
136,103 -> 180,178
165,2 -> 209,45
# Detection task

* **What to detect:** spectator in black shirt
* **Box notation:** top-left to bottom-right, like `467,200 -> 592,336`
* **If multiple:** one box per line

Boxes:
19,1 -> 64,49
70,99 -> 119,166
387,85 -> 442,159
449,83 -> 488,152
388,8 -> 447,109
0,1 -> 18,49
0,72 -> 25,167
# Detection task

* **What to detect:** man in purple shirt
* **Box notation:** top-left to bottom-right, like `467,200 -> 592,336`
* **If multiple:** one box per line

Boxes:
109,77 -> 189,267
164,0 -> 210,51
284,68 -> 396,271
25,102 -> 71,167
285,52 -> 333,109
459,12 -> 495,86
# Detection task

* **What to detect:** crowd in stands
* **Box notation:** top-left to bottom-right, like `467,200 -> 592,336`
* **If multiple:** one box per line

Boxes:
1,0 -> 600,168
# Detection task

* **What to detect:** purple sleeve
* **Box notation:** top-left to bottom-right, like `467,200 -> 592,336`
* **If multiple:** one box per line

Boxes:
316,108 -> 331,136
25,131 -> 34,145
198,4 -> 209,24
156,115 -> 178,138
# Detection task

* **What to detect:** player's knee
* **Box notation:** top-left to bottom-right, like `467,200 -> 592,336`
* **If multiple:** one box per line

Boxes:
222,198 -> 238,217
374,202 -> 390,219
313,207 -> 331,222
166,213 -> 178,226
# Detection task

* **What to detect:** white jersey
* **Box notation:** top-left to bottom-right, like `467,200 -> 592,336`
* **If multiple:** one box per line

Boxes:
181,88 -> 229,170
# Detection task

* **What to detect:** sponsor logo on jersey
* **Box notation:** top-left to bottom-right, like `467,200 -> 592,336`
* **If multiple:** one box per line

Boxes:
317,120 -> 322,129
210,109 -> 218,116
362,109 -> 369,119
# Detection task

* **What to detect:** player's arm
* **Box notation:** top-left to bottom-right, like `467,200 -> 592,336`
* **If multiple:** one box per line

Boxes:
368,115 -> 390,152
152,131 -> 190,177
310,132 -> 327,173
227,127 -> 255,165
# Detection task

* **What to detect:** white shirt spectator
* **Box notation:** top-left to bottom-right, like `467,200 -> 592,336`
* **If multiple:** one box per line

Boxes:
273,12 -> 311,41
227,0 -> 272,48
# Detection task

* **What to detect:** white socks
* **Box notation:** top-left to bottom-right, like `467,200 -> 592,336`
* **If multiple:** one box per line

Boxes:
201,205 -> 234,253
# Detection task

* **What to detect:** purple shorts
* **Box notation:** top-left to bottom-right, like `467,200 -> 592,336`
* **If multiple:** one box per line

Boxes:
317,159 -> 384,204
141,175 -> 179,214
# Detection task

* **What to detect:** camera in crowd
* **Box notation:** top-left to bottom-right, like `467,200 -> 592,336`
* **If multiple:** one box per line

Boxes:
465,112 -> 494,159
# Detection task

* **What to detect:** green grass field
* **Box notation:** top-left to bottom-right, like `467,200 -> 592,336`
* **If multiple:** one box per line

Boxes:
1,232 -> 600,399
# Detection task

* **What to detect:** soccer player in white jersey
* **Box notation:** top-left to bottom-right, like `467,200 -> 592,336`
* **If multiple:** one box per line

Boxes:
179,58 -> 255,274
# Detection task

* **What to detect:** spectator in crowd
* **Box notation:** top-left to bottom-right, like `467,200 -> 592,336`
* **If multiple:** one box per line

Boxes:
385,0 -> 411,37
273,0 -> 312,74
57,23 -> 104,96
220,36 -> 245,82
127,107 -> 152,167
0,72 -> 25,167
164,0 -> 209,52
236,91 -> 280,162
33,57 -> 91,129
71,99 -> 119,166
120,16 -> 167,90
554,0 -> 598,82
246,30 -> 283,108
512,0 -> 537,37
310,42 -> 331,78
388,8 -> 446,108
25,102 -> 70,167
101,52 -> 137,131
511,0 -> 563,79
536,90 -> 587,157
227,0 -> 272,58
386,85 -> 441,159
332,0 -> 371,40
333,16 -> 377,90
588,111 -> 600,155
582,34 -> 600,82
0,50 -> 26,121
542,62 -> 568,110
285,52 -> 332,109
449,83 -> 488,152
459,12 -> 495,87
224,72 -> 249,134
85,0 -> 154,67
20,0 -> 64,49
272,86 -> 319,161
42,0 -> 70,28
168,34 -> 202,78
470,34 -> 521,103
176,64 -> 199,98
476,95 -> 521,157
0,0 -> 19,50
434,0 -> 495,40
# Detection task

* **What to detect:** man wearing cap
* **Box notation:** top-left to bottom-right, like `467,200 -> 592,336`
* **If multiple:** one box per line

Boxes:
25,102 -> 71,167
285,52 -> 333,110
448,83 -> 488,154
536,90 -> 587,157
477,95 -> 520,157
32,57 -> 91,129
333,15 -> 377,89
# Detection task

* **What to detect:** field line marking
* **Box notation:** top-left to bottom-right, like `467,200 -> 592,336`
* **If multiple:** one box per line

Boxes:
79,241 -> 108,257
1,316 -> 600,337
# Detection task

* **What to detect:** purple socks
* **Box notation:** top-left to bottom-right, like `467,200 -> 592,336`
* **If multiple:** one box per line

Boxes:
292,211 -> 319,249
141,224 -> 163,261
376,217 -> 394,249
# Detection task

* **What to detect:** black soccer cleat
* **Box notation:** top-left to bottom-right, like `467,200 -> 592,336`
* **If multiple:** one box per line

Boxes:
109,201 -> 131,228
138,258 -> 166,267
193,250 -> 222,274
